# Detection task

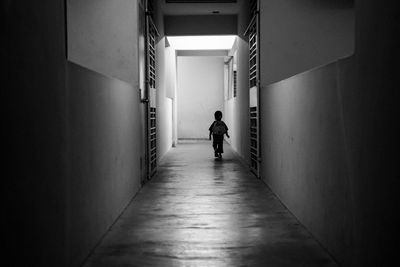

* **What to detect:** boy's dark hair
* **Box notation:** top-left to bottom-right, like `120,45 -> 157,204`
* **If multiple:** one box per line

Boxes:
214,110 -> 222,120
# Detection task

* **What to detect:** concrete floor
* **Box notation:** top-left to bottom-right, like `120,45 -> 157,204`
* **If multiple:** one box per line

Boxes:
84,141 -> 338,267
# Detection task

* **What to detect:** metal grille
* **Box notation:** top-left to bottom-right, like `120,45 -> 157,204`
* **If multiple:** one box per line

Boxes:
147,21 -> 156,89
233,70 -> 237,97
145,1 -> 158,178
246,1 -> 260,177
250,106 -> 258,171
249,21 -> 257,89
249,0 -> 257,17
149,107 -> 157,175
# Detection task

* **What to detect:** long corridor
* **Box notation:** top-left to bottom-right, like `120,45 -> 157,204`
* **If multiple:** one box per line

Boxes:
84,141 -> 338,267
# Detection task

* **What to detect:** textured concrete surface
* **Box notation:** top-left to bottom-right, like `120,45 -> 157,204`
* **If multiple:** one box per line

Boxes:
84,141 -> 338,266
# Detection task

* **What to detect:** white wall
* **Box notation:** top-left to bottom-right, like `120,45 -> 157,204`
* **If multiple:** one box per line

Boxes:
224,37 -> 250,162
153,0 -> 177,160
156,38 -> 176,160
221,0 -> 251,163
177,56 -> 224,139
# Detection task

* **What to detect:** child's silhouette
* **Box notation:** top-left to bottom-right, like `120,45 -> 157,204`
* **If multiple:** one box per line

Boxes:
209,110 -> 230,158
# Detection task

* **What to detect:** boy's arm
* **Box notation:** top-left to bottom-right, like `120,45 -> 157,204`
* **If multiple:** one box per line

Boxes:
209,122 -> 214,140
225,123 -> 230,138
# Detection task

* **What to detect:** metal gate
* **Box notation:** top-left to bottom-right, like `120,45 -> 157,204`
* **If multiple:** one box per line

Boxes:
245,0 -> 260,177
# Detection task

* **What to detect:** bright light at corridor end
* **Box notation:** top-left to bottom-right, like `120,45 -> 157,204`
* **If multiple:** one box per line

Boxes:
167,35 -> 236,50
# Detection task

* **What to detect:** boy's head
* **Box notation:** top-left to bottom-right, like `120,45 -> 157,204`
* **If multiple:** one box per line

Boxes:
214,110 -> 222,120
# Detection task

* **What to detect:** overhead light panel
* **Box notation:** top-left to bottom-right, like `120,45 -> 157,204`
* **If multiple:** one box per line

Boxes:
166,0 -> 236,3
167,35 -> 236,50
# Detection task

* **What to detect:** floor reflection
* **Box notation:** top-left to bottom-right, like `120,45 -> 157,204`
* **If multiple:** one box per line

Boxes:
84,141 -> 338,267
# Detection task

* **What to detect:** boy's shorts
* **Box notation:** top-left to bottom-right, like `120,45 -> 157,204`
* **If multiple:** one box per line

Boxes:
212,134 -> 224,153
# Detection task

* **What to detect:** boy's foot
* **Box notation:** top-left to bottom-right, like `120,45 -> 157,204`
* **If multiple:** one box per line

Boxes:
218,153 -> 222,158
214,152 -> 218,157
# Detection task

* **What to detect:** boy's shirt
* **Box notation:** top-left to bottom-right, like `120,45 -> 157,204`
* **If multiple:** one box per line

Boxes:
209,120 -> 228,135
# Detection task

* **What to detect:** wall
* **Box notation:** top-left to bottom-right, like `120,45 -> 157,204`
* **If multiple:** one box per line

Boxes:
156,38 -> 176,160
65,1 -> 144,266
260,57 -> 355,265
259,1 -> 398,266
223,0 -> 250,163
224,37 -> 250,163
4,0 -> 68,266
257,0 -> 357,264
67,63 -> 142,267
153,1 -> 177,160
67,0 -> 138,85
5,0 -> 144,266
165,15 -> 237,36
348,0 -> 398,265
260,0 -> 354,85
167,47 -> 179,147
177,56 -> 224,139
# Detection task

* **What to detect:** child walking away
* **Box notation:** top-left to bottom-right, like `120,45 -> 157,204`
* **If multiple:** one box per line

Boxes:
209,110 -> 230,158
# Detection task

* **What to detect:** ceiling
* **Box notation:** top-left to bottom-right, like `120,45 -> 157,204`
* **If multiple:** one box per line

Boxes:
159,0 -> 243,15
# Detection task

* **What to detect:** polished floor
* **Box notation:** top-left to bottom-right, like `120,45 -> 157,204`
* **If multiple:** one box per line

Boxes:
84,141 -> 338,267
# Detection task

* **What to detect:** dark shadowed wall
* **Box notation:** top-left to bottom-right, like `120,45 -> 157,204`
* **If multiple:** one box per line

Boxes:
4,0 -> 68,266
348,0 -> 398,265
5,1 -> 144,266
